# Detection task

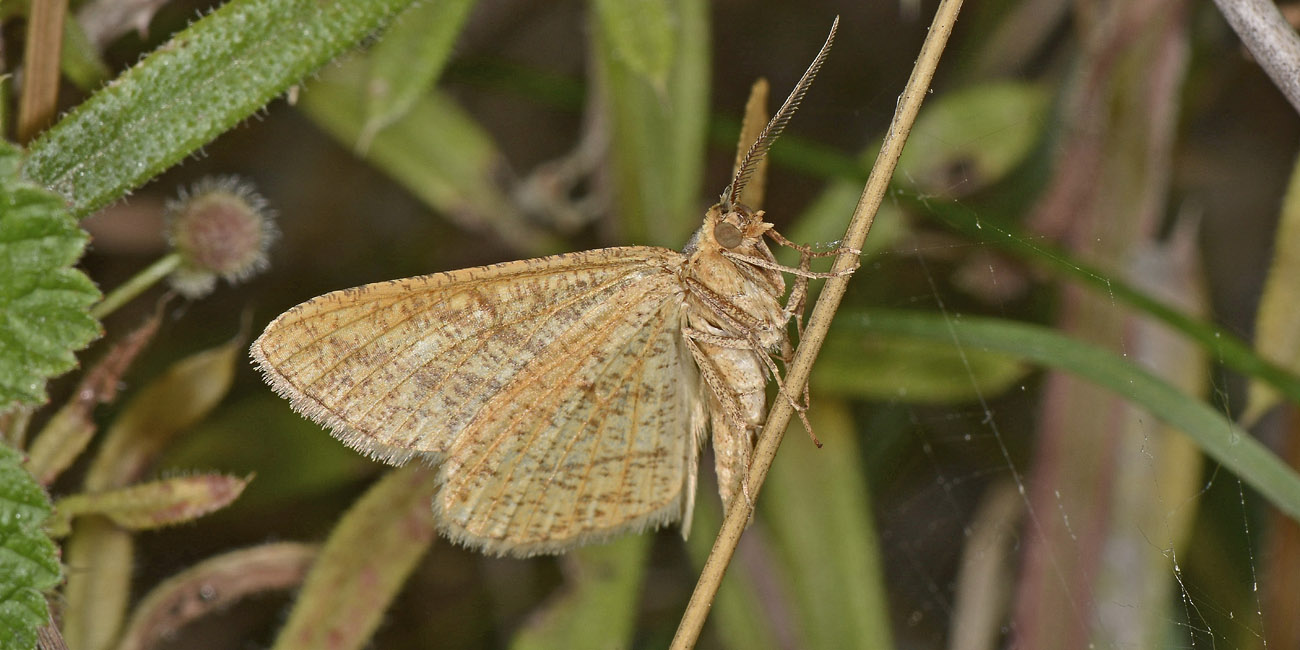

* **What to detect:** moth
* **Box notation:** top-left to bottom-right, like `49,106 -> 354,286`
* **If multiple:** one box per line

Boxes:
252,19 -> 848,557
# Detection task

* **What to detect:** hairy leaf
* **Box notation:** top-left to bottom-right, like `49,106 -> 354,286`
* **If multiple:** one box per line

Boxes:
0,139 -> 100,408
0,444 -> 60,650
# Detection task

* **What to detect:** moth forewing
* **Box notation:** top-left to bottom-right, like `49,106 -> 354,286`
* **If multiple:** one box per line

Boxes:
432,272 -> 702,555
252,247 -> 713,556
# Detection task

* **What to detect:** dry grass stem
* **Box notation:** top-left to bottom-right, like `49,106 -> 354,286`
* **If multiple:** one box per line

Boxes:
669,1 -> 967,646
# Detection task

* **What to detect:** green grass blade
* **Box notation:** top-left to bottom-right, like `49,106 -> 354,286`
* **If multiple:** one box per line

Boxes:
272,465 -> 438,650
762,400 -> 894,649
915,199 -> 1300,410
509,535 -> 649,650
1246,152 -> 1300,421
813,329 -> 1028,403
684,485 -> 783,650
839,308 -> 1300,522
361,0 -> 477,145
895,81 -> 1050,195
591,0 -> 708,246
591,0 -> 676,94
299,55 -> 560,254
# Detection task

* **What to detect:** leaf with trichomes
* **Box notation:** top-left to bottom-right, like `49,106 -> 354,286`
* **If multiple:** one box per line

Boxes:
48,474 -> 250,537
0,139 -> 99,409
0,443 -> 61,650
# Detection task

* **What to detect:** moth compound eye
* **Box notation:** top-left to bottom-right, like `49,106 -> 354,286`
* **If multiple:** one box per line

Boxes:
714,221 -> 743,249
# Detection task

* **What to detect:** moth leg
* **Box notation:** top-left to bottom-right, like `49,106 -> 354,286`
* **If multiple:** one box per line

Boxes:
720,249 -> 853,279
682,329 -> 761,515
681,329 -> 754,430
730,329 -> 820,449
683,282 -> 821,448
723,227 -> 861,280
784,265 -> 811,339
681,328 -> 762,432
761,228 -> 850,437
765,227 -> 861,265
683,326 -> 820,450
731,228 -> 860,337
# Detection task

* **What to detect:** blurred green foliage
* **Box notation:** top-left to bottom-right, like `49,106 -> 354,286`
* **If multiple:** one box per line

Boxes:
3,1 -> 1300,649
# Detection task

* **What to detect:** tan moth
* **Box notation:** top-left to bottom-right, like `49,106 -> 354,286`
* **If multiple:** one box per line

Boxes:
252,19 -> 848,557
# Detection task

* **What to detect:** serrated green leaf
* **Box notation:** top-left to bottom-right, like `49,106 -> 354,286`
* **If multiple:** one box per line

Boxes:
0,139 -> 100,409
23,0 -> 420,217
361,0 -> 477,145
0,444 -> 61,650
592,0 -> 708,246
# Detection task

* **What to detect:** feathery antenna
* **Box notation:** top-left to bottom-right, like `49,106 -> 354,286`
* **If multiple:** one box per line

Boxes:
723,16 -> 838,208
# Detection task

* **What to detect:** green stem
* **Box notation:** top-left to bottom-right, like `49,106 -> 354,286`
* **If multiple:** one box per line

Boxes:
90,253 -> 181,320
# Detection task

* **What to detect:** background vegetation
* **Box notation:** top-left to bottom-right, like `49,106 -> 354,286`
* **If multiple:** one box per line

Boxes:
3,0 -> 1300,648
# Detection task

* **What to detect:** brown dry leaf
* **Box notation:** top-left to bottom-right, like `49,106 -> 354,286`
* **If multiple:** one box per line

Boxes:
48,473 -> 250,537
84,335 -> 242,491
116,542 -> 317,650
27,310 -> 161,484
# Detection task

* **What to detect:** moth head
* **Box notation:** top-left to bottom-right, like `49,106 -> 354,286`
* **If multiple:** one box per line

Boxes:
698,203 -> 772,252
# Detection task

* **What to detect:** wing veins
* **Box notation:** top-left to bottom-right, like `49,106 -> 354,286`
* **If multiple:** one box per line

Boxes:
447,318 -> 622,529
272,250 -> 671,371
455,277 -> 674,507
557,307 -> 673,534
382,270 -> 671,444
482,309 -> 638,535
507,307 -> 664,538
335,267 -> 657,432
294,288 -> 465,390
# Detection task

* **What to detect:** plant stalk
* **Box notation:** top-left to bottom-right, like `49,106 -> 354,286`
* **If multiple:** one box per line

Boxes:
669,1 -> 965,646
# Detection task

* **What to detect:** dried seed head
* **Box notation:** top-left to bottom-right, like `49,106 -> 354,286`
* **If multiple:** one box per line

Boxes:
166,176 -> 277,298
